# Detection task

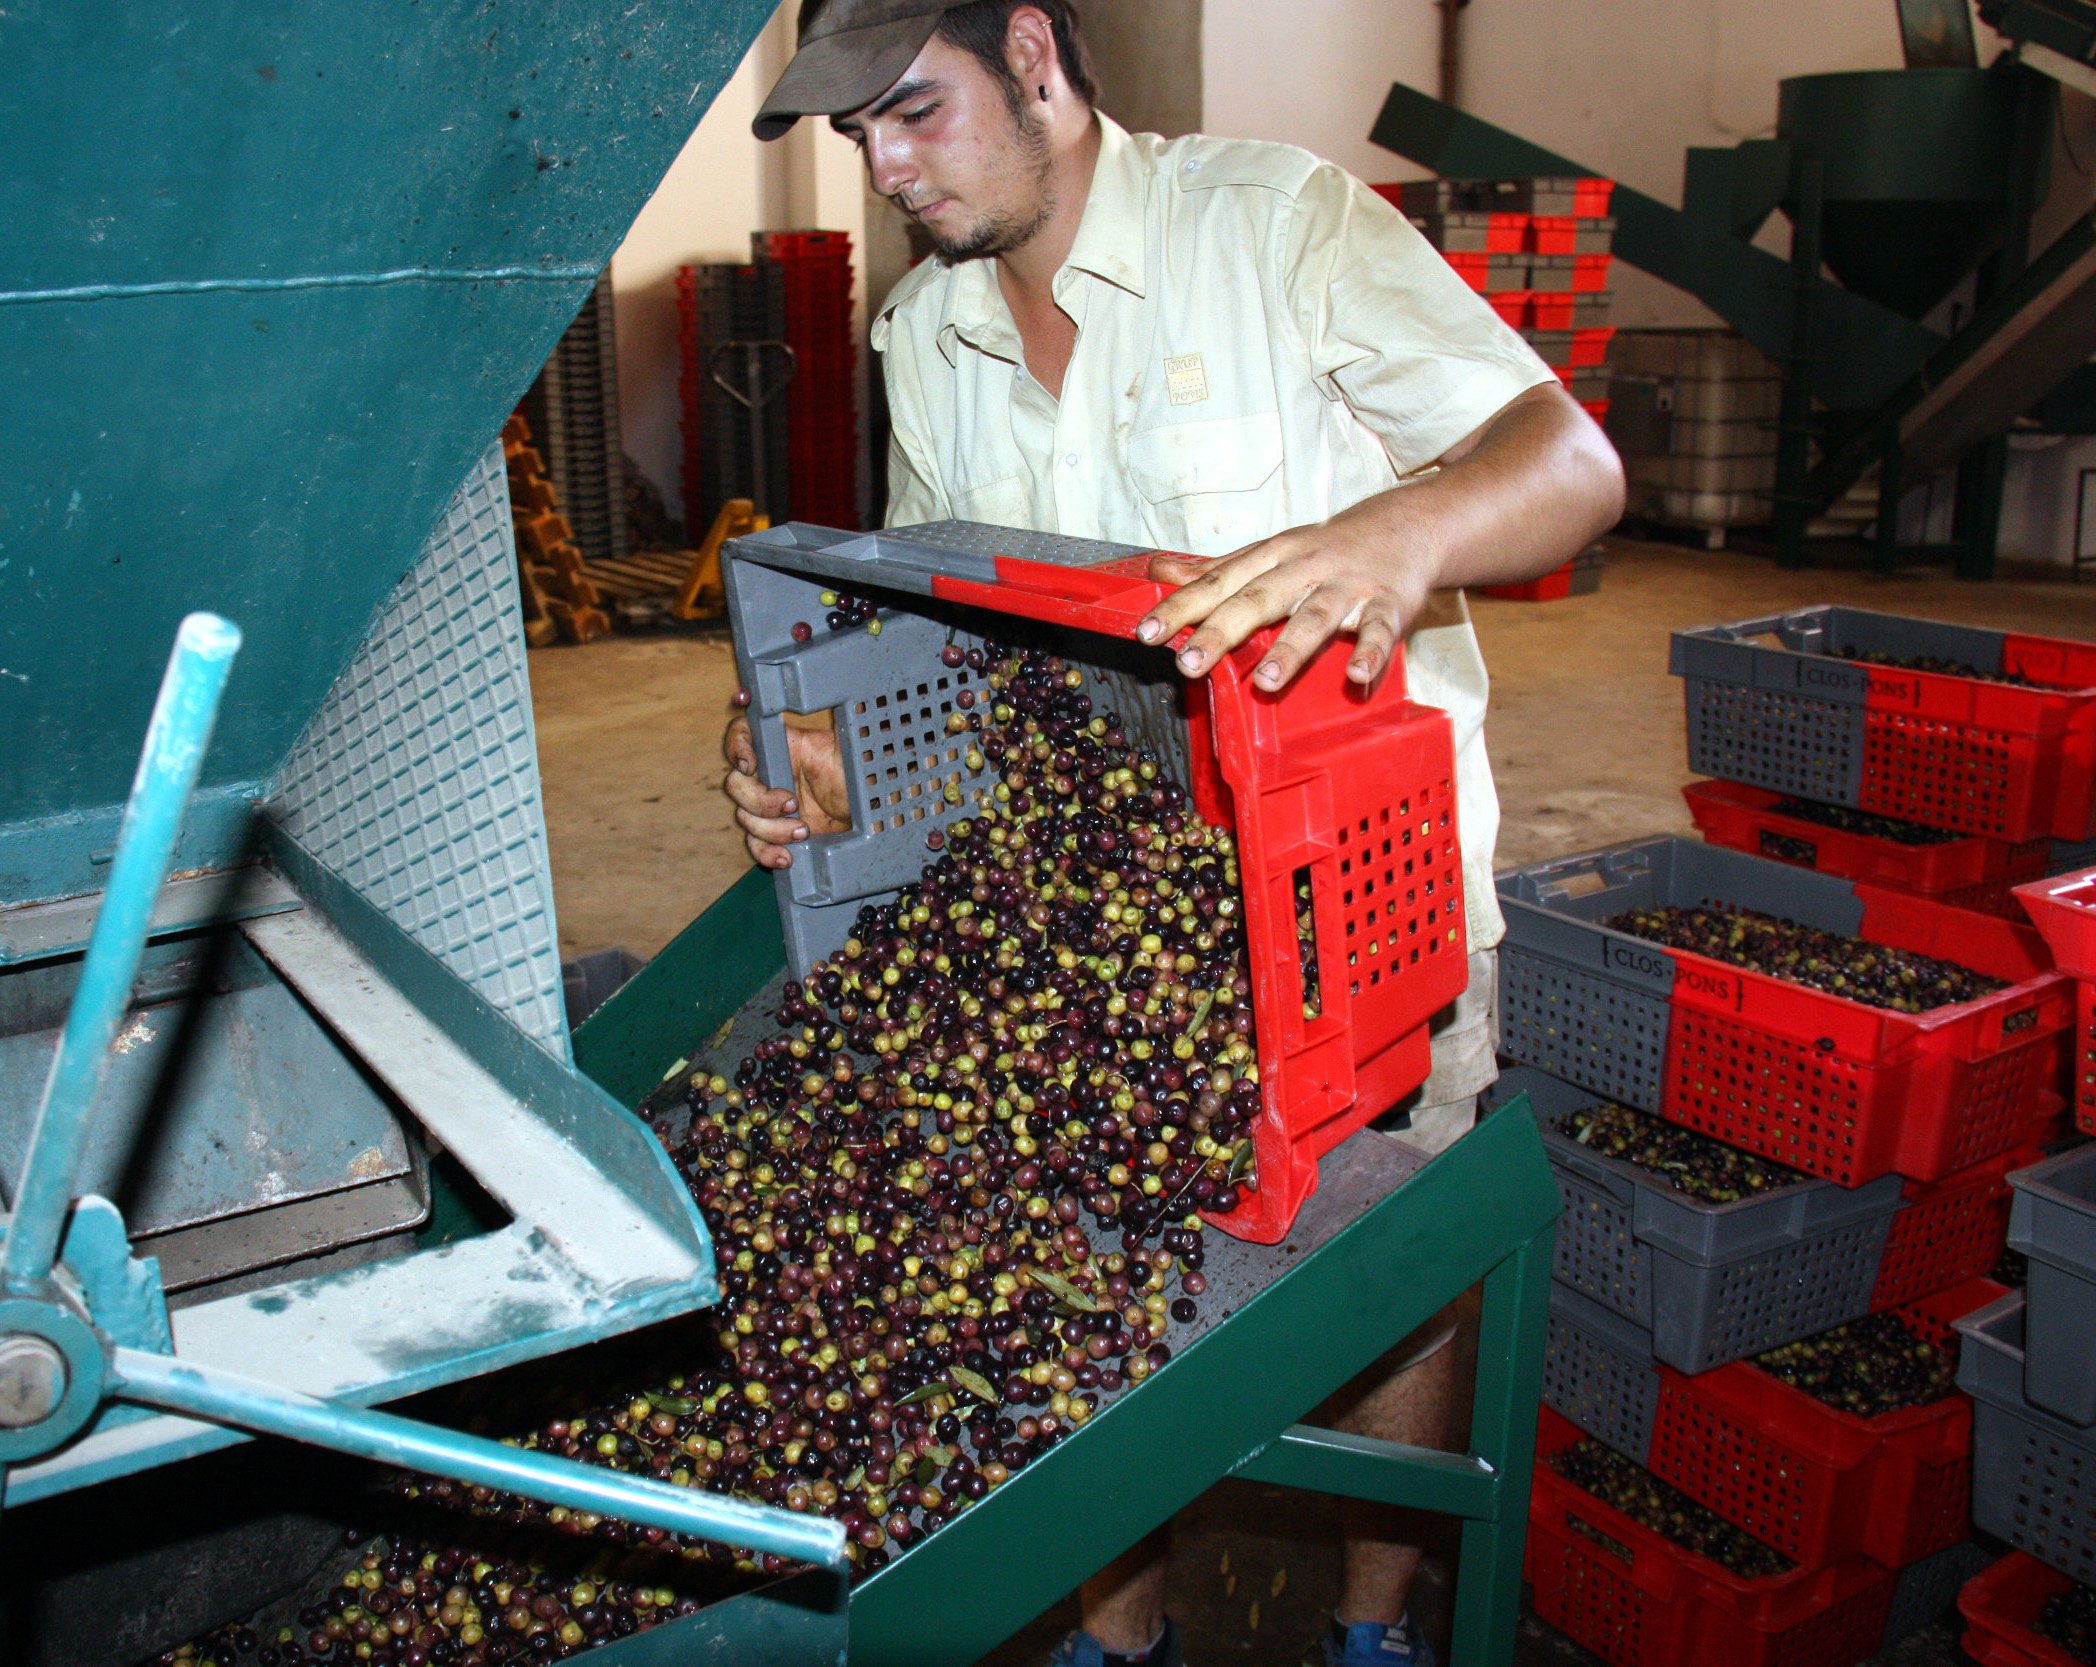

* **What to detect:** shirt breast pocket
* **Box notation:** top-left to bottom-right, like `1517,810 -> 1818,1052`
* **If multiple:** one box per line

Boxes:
1124,410 -> 1284,555
951,471 -> 1034,529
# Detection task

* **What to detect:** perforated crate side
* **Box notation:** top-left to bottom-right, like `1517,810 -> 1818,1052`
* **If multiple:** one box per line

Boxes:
1682,679 -> 1866,808
1498,947 -> 1670,1111
1529,1413 -> 1900,1667
1859,708 -> 2042,839
1655,1204 -> 1894,1372
270,444 -> 569,1056
2006,1143 -> 2096,1427
1543,1282 -> 1660,1461
1882,1541 -> 1991,1649
1959,1291 -> 2096,1588
1660,985 -> 2059,1188
722,522 -> 1173,972
1873,1149 -> 2029,1313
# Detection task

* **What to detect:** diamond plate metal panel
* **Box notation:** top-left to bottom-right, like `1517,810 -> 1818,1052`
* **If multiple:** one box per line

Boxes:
269,444 -> 568,1056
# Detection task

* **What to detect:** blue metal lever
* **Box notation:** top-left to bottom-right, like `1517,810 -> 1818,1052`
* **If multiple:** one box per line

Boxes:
111,1349 -> 849,1568
2,613 -> 241,1295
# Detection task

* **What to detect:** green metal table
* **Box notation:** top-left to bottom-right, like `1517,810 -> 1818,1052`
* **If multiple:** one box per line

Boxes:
576,871 -> 1562,1667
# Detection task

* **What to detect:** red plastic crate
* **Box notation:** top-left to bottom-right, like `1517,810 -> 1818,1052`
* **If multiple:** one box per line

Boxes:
1569,326 -> 1617,367
1487,290 -> 1529,324
754,228 -> 854,261
1687,780 -> 2056,919
1480,211 -> 1529,251
1528,214 -> 1576,253
1499,838 -> 2073,1188
1960,1552 -> 2087,1667
1526,294 -> 1575,327
1480,562 -> 1575,602
1580,397 -> 1611,421
1676,611 -> 2096,842
1440,250 -> 1489,291
1872,1138 -> 2053,1311
1659,886 -> 2068,1185
1527,1409 -> 1898,1667
1647,1280 -> 2003,1571
2016,867 -> 2096,977
1573,178 -> 1615,215
728,531 -> 1470,1243
2013,868 -> 2096,1132
1573,253 -> 1613,291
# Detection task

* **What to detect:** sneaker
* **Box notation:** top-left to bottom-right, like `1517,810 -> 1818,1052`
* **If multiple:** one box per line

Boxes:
1048,1620 -> 1186,1667
1310,1613 -> 1437,1667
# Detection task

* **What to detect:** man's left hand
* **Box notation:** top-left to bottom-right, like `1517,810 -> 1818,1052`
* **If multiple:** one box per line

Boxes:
1133,383 -> 1626,692
1137,500 -> 1430,694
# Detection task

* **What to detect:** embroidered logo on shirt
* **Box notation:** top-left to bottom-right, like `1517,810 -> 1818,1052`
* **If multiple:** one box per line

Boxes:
1164,352 -> 1210,406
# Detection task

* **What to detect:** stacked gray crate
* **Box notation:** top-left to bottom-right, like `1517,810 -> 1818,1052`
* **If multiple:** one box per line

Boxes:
527,272 -> 629,571
1606,330 -> 1781,534
1957,1291 -> 2096,1586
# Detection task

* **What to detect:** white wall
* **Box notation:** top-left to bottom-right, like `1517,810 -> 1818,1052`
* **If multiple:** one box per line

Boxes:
610,5 -> 871,532
1202,0 -> 1922,328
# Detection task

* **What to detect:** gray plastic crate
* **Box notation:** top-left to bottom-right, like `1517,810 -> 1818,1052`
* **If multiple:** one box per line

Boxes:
1542,1278 -> 1660,1460
1958,1289 -> 2096,1586
2008,1144 -> 2096,1426
1880,1540 -> 1993,1647
1495,835 -> 1868,1115
1489,1067 -> 1901,1371
722,521 -> 1185,973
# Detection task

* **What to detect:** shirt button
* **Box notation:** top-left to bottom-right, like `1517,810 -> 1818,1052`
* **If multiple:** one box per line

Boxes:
1063,452 -> 1080,468
1184,159 -> 1202,172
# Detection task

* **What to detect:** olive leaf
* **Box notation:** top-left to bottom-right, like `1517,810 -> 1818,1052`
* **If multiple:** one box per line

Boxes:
924,1444 -> 956,1467
895,1379 -> 953,1408
645,1394 -> 697,1417
842,1466 -> 867,1491
951,1366 -> 1000,1403
1025,1267 -> 1102,1313
1227,1141 -> 1257,1185
1186,988 -> 1216,1036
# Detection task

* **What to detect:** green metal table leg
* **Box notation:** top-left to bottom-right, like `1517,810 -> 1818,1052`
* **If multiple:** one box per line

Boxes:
1448,1225 -> 1555,1667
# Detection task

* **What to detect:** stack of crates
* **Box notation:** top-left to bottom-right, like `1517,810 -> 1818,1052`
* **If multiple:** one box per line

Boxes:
1606,329 -> 1780,539
1488,603 -> 2096,1667
1675,608 -> 2096,929
676,259 -> 793,537
1952,1132 -> 2096,1663
1380,177 -> 1616,603
1379,175 -> 1616,421
752,230 -> 860,530
521,272 -> 629,570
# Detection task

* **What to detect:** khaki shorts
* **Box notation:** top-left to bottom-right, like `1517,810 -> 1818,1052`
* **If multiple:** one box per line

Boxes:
1374,947 -> 1499,1160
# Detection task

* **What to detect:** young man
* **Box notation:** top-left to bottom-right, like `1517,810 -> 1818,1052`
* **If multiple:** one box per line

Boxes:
727,5 -> 1625,1664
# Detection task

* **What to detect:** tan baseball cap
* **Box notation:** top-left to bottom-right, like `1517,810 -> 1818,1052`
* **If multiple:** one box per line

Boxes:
753,0 -> 954,141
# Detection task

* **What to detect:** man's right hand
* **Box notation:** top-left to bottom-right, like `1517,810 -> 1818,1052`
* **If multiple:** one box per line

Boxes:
723,713 -> 851,869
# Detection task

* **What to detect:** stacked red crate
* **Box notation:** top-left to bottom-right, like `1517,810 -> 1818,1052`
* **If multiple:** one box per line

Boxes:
753,230 -> 860,530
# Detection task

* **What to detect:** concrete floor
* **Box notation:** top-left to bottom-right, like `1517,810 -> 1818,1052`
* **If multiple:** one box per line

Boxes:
526,537 -> 2096,1664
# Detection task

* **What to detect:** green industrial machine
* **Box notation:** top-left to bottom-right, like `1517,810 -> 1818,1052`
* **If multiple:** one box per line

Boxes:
1372,0 -> 2096,575
2,5 -> 1560,1665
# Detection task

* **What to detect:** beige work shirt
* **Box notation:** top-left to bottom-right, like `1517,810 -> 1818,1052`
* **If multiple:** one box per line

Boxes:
871,116 -> 1556,949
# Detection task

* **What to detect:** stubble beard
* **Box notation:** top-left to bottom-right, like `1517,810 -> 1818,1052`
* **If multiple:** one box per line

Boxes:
921,95 -> 1057,262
